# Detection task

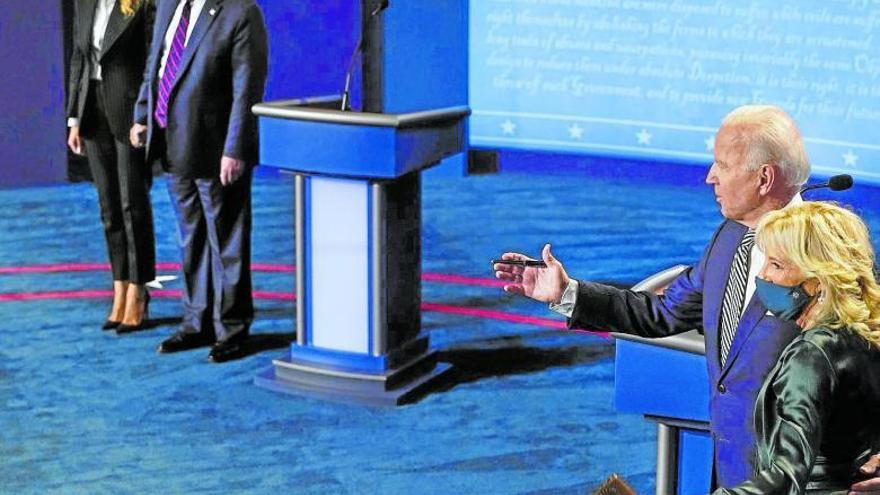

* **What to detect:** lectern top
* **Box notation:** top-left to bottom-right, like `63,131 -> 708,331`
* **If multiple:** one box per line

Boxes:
253,97 -> 470,130
612,330 -> 706,356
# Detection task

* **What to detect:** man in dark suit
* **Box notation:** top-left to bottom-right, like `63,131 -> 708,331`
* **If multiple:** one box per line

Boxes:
494,105 -> 880,491
130,0 -> 268,362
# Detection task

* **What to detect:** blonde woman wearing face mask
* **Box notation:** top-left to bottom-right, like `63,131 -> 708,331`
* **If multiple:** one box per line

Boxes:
66,0 -> 156,333
714,201 -> 880,494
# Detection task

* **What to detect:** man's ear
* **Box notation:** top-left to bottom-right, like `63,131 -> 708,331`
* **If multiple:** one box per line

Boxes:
758,163 -> 776,195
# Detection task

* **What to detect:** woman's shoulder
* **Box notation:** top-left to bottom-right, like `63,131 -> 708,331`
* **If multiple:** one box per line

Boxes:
778,327 -> 850,362
798,326 -> 873,357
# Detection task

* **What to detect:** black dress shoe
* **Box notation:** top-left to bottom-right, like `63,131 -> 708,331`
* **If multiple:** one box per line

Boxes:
157,331 -> 214,353
102,320 -> 121,331
208,335 -> 248,363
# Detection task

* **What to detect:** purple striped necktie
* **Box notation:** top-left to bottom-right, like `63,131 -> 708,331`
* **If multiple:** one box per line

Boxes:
154,0 -> 194,129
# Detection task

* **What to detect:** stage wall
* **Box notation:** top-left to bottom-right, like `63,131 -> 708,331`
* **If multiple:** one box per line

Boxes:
0,0 -> 68,187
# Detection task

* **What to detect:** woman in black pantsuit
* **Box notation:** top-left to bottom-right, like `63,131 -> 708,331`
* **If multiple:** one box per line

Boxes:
67,0 -> 155,332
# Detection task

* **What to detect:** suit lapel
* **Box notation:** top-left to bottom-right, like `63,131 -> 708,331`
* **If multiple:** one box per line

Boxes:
100,2 -> 136,60
149,0 -> 179,84
718,294 -> 767,379
705,222 -> 746,370
170,0 -> 224,92
79,0 -> 99,49
156,0 -> 179,35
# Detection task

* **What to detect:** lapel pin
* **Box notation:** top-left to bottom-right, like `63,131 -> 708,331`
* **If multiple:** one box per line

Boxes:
209,8 -> 216,16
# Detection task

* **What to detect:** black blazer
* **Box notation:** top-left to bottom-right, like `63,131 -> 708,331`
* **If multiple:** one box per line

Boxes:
135,0 -> 268,177
67,0 -> 155,138
714,326 -> 880,494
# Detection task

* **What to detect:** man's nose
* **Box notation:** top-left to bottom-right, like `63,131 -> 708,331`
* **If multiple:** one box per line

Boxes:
705,170 -> 717,184
705,163 -> 717,184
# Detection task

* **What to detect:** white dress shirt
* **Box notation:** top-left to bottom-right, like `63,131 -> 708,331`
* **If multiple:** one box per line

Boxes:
90,0 -> 116,80
550,193 -> 804,319
158,0 -> 207,79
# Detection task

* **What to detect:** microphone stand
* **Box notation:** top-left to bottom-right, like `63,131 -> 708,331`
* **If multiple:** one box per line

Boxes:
340,1 -> 389,111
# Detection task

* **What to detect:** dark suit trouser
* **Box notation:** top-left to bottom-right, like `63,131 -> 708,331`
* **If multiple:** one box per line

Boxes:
81,81 -> 156,284
165,169 -> 254,343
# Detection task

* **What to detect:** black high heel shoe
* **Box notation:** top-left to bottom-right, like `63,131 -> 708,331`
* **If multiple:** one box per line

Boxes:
116,290 -> 150,335
102,319 -> 121,331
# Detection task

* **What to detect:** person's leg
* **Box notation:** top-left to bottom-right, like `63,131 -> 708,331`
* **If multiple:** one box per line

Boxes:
114,138 -> 156,327
81,83 -> 129,326
115,138 -> 156,284
195,169 -> 254,344
165,173 -> 213,337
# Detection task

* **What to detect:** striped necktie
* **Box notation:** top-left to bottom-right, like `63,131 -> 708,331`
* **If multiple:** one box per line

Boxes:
154,0 -> 194,129
719,229 -> 755,366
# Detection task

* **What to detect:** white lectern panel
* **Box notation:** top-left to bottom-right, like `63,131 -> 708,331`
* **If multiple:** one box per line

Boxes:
309,177 -> 370,353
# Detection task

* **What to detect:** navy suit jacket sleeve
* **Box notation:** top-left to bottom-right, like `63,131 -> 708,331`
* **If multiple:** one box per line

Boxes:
224,2 -> 268,161
567,226 -> 722,337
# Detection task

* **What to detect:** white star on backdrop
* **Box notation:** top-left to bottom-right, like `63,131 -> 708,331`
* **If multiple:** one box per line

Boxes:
500,119 -> 516,135
568,123 -> 584,140
704,135 -> 715,151
636,129 -> 652,145
842,149 -> 859,168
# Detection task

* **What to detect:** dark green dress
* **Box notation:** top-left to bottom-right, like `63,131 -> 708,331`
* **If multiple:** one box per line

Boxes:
714,326 -> 880,495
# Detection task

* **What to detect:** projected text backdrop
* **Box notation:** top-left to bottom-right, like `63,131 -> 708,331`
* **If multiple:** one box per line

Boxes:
470,0 -> 880,182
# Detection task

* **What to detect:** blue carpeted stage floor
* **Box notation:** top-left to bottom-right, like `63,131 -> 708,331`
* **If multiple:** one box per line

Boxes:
1,160 -> 877,494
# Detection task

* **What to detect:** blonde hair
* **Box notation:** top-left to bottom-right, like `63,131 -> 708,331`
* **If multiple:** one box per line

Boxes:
120,0 -> 145,16
721,105 -> 811,188
756,201 -> 880,347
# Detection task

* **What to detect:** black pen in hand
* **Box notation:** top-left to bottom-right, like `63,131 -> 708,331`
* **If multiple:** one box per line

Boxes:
491,259 -> 548,268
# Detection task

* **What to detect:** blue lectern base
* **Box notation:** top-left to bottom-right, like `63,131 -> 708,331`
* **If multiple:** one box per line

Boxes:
254,352 -> 453,407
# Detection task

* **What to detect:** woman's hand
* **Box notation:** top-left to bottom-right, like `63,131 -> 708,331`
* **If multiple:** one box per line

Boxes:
129,123 -> 147,148
67,126 -> 83,155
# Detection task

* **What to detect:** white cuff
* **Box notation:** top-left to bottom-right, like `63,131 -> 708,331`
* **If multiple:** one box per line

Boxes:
67,118 -> 80,128
549,278 -> 579,318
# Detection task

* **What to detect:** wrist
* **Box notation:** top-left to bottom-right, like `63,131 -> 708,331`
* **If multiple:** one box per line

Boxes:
551,275 -> 570,305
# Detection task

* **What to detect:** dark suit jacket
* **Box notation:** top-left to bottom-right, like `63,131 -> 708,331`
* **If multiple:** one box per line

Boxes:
569,219 -> 801,487
135,0 -> 268,177
67,0 -> 154,138
714,327 -> 880,494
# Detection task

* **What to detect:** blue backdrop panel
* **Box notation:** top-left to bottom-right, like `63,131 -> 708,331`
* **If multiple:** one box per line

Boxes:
470,1 -> 880,184
0,1 -> 357,187
614,339 -> 710,422
381,0 -> 468,113
0,0 -> 67,187
257,0 -> 359,103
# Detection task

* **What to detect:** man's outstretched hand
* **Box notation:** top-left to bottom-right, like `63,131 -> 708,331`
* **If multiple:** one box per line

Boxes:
494,244 -> 570,304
